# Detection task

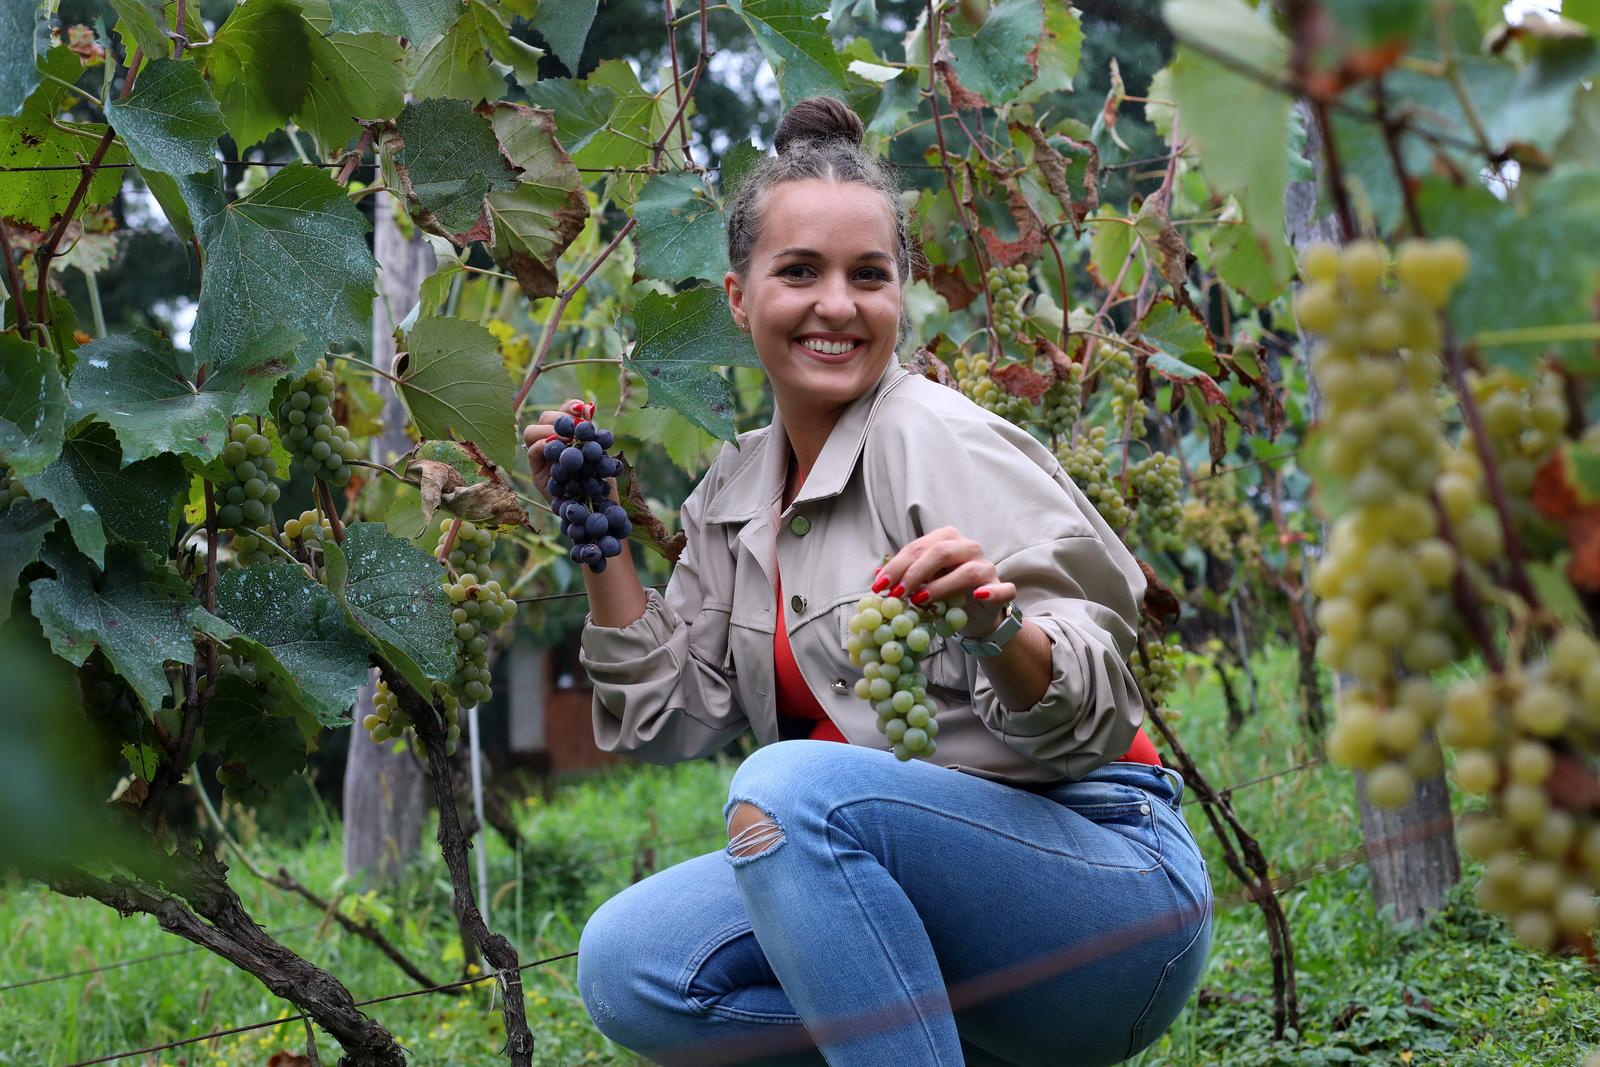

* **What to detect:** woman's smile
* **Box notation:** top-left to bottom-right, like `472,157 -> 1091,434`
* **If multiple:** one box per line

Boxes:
794,333 -> 867,364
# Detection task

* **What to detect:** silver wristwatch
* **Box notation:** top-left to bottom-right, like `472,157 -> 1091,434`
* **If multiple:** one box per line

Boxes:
957,603 -> 1025,657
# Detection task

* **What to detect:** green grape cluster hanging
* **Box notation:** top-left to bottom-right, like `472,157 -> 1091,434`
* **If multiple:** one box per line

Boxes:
844,592 -> 969,761
1057,425 -> 1132,529
216,419 -> 283,529
1133,635 -> 1182,708
278,359 -> 361,487
282,509 -> 336,554
1041,360 -> 1084,439
447,567 -> 514,708
1097,342 -> 1144,426
229,526 -> 279,566
1128,452 -> 1183,540
951,352 -> 1030,424
1469,367 -> 1566,546
985,262 -> 1030,342
365,679 -> 462,757
1177,475 -> 1262,564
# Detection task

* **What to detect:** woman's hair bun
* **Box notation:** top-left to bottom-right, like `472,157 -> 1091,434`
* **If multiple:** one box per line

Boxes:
773,96 -> 865,155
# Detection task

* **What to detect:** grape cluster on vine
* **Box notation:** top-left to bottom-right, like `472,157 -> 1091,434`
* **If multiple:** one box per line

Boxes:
365,679 -> 462,757
279,359 -> 361,487
1095,342 -> 1144,427
1133,635 -> 1181,708
985,262 -> 1031,342
1128,452 -> 1183,542
1177,475 -> 1261,564
1469,367 -> 1566,549
216,419 -> 284,529
445,561 -> 516,707
951,352 -> 1030,423
1,462 -> 27,505
844,592 -> 969,761
1041,360 -> 1085,440
542,414 -> 631,573
1057,425 -> 1132,529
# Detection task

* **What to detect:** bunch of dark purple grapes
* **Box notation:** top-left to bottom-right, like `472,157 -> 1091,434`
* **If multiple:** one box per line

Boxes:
542,414 -> 632,572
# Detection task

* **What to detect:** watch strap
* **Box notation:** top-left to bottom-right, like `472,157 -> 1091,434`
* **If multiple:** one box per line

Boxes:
958,604 -> 1025,657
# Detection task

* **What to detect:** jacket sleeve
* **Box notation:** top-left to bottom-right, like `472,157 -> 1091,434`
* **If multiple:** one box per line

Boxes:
577,469 -> 751,763
866,403 -> 1147,779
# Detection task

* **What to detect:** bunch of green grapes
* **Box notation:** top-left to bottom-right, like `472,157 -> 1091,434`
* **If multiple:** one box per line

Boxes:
1128,452 -> 1183,541
951,352 -> 1031,424
985,263 -> 1030,342
278,359 -> 361,487
1095,342 -> 1143,427
1450,628 -> 1600,951
1041,359 -> 1084,439
1133,635 -> 1181,708
1177,480 -> 1262,565
1300,238 -> 1472,808
365,679 -> 462,756
1057,425 -> 1132,529
217,652 -> 294,718
282,509 -> 335,555
447,568 -> 515,708
215,419 -> 283,529
844,592 -> 967,761
437,515 -> 496,575
1469,367 -> 1567,546
1,462 -> 27,506
229,526 -> 280,566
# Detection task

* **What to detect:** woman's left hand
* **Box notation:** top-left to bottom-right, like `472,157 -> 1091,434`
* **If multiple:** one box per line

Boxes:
871,526 -> 1017,639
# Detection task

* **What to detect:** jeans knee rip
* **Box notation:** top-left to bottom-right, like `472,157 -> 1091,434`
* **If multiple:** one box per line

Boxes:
724,798 -> 785,863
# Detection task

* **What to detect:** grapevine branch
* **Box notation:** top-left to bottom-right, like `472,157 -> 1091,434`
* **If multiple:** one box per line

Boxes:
0,215 -> 33,340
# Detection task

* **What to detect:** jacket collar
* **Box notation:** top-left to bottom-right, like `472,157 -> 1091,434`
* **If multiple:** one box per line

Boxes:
704,358 -> 911,524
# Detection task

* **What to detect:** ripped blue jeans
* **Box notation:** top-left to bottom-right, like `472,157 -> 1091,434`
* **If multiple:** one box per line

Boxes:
577,740 -> 1212,1066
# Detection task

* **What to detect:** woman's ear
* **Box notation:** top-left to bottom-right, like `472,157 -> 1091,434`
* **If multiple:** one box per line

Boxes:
724,270 -> 745,327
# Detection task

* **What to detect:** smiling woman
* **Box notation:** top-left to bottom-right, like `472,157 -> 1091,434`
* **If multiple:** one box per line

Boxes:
525,97 -> 1209,1067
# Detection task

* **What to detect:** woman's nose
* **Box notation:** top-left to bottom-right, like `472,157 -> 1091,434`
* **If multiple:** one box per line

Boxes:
813,274 -> 856,322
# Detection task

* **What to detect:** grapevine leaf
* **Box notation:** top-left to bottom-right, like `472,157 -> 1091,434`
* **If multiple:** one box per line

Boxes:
386,97 -> 518,239
20,425 -> 184,564
523,0 -> 597,74
720,139 -> 764,200
395,316 -> 521,474
1210,217 -> 1291,305
626,289 -> 760,442
296,1 -> 406,154
483,102 -> 590,300
196,0 -> 311,151
1165,0 -> 1291,279
1533,447 -> 1600,594
1145,351 -> 1235,421
106,58 -> 225,177
0,334 -> 67,478
466,0 -> 544,89
108,0 -> 202,63
189,163 -> 376,374
320,521 -> 455,694
66,326 -> 300,465
943,0 -> 1045,106
28,535 -> 200,713
1138,298 -> 1217,374
633,171 -> 729,283
1419,165 -> 1600,374
214,563 -> 372,724
0,0 -> 49,116
524,60 -> 662,171
205,674 -> 307,788
0,499 -> 54,624
608,405 -> 721,475
726,0 -> 849,107
406,10 -> 507,104
326,0 -> 461,39
1087,207 -> 1144,295
0,118 -> 129,230
1012,2 -> 1082,106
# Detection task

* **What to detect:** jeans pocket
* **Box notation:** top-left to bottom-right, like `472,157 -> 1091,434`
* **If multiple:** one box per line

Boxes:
1127,898 -> 1212,1057
1055,780 -> 1163,870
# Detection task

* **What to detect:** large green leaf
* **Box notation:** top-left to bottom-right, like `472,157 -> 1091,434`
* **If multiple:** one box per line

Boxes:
0,0 -> 48,117
1210,216 -> 1291,305
0,118 -> 129,230
189,163 -> 375,373
1013,2 -> 1083,106
1165,0 -> 1291,279
20,425 -> 184,564
626,289 -> 760,442
0,334 -> 66,478
524,0 -> 597,75
0,499 -> 54,624
945,0 -> 1045,106
109,0 -> 203,63
198,0 -> 311,150
727,0 -> 848,107
295,0 -> 406,154
107,58 -> 225,177
328,0 -> 461,39
67,327 -> 298,464
214,563 -> 372,724
396,316 -> 520,473
204,674 -> 308,788
483,102 -> 589,300
389,97 -> 518,237
524,60 -> 665,171
29,535 -> 200,713
634,171 -> 729,283
406,9 -> 507,103
320,521 -> 455,694
1420,165 -> 1600,375
466,0 -> 544,89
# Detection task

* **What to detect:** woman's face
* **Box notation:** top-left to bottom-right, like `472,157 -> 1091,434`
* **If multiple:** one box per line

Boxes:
725,179 -> 902,419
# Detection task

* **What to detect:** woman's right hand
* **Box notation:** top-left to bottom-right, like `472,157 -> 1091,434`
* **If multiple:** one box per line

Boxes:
523,398 -> 594,501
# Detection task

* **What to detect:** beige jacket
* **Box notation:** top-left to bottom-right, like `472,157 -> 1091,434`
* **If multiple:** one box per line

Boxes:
579,359 -> 1149,785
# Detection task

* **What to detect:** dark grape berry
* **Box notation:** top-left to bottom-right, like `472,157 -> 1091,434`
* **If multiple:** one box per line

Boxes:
546,416 -> 628,573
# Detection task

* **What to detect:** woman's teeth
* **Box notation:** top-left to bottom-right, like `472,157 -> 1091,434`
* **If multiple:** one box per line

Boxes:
798,338 -> 857,354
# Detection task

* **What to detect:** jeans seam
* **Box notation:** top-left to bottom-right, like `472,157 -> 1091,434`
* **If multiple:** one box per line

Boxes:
677,920 -> 807,1026
1126,891 -> 1213,1055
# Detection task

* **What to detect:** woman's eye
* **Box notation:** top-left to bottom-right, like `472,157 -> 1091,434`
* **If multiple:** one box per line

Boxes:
856,268 -> 889,282
779,264 -> 814,279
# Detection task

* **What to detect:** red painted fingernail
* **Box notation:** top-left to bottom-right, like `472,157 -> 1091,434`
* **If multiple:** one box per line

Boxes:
890,582 -> 906,598
911,589 -> 931,606
974,588 -> 992,600
872,575 -> 891,593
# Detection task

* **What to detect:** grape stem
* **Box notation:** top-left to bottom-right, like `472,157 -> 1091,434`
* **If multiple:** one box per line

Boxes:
314,480 -> 346,545
437,517 -> 464,567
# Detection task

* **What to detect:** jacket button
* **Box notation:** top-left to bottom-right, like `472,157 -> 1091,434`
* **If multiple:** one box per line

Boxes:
790,594 -> 806,613
831,678 -> 848,693
789,515 -> 811,536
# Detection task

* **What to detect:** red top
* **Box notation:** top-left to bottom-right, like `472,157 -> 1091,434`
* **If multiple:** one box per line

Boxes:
771,569 -> 1160,766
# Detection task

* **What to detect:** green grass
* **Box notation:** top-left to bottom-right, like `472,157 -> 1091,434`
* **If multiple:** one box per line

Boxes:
2,646 -> 1597,1065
